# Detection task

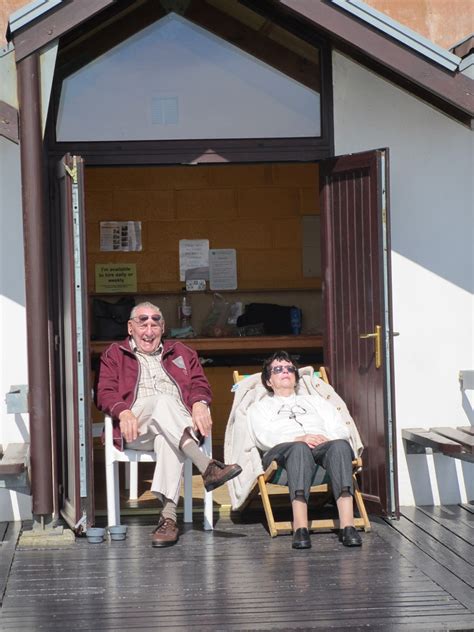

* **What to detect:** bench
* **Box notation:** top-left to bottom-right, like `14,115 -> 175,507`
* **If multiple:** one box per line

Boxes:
0,443 -> 30,492
402,426 -> 474,463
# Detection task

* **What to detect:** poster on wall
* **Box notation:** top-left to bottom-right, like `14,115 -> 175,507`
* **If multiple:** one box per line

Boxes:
209,249 -> 237,290
95,263 -> 137,292
179,239 -> 209,282
100,221 -> 142,251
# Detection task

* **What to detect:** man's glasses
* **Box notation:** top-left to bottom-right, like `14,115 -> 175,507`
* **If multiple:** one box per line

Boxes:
270,365 -> 297,375
131,315 -> 162,329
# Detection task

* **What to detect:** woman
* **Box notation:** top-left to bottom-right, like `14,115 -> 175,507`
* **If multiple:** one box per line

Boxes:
248,351 -> 362,550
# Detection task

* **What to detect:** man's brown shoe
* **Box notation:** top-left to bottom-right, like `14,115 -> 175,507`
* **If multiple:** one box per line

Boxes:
202,459 -> 242,492
151,517 -> 179,548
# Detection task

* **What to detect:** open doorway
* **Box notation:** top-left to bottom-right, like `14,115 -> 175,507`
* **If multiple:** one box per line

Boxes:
52,150 -> 397,524
84,161 -> 324,515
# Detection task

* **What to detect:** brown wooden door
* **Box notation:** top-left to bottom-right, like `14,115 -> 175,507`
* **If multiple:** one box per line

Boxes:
321,149 -> 398,517
56,153 -> 94,531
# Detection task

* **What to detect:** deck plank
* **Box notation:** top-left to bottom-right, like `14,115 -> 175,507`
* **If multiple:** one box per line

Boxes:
402,506 -> 473,562
388,514 -> 473,587
0,515 -> 473,631
417,505 -> 474,542
0,523 -> 21,607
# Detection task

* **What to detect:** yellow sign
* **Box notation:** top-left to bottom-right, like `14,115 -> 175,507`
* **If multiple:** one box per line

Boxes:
95,264 -> 137,293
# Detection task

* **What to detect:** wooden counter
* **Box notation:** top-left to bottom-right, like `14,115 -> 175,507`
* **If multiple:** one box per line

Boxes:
90,334 -> 323,357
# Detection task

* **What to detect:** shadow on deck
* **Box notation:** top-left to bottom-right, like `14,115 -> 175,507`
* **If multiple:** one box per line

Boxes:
0,504 -> 473,631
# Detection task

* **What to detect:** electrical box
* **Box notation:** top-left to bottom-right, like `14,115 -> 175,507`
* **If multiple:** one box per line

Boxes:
5,385 -> 29,414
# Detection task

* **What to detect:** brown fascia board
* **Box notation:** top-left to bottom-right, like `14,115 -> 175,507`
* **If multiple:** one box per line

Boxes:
277,0 -> 474,118
0,100 -> 19,144
12,0 -> 116,63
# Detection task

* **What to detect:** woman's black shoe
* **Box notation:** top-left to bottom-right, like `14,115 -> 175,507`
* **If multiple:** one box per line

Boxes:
292,527 -> 311,549
339,526 -> 362,547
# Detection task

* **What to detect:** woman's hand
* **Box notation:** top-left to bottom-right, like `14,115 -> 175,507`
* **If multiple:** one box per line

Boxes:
295,434 -> 328,449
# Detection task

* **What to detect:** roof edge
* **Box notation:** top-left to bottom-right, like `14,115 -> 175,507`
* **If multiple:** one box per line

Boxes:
451,35 -> 474,60
330,0 -> 461,72
9,0 -> 63,35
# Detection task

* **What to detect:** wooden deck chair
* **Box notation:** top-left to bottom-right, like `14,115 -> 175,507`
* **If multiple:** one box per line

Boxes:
232,368 -> 371,537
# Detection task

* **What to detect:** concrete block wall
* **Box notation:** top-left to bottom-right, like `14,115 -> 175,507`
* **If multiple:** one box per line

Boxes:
85,163 -> 320,294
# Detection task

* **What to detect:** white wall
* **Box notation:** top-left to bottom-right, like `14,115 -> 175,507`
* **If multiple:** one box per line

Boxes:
333,51 -> 474,506
0,134 -> 32,521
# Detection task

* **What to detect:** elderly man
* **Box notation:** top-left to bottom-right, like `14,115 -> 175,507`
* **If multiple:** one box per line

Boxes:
247,351 -> 362,550
96,301 -> 241,547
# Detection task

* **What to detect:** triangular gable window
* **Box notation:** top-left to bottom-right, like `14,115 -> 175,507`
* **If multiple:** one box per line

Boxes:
56,13 -> 321,141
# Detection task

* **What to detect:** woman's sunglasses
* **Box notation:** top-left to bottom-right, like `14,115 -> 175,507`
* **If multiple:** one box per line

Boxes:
270,365 -> 297,375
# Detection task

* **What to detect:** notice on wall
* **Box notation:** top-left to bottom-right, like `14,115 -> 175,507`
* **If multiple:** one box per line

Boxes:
209,249 -> 237,290
100,221 -> 142,251
95,264 -> 137,293
179,239 -> 209,282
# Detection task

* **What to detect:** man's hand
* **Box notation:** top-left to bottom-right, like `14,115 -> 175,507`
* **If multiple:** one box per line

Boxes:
192,402 -> 212,437
118,409 -> 139,443
295,434 -> 328,449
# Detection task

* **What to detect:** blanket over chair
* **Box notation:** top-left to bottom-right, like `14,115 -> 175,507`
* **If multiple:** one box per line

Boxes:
224,366 -> 364,511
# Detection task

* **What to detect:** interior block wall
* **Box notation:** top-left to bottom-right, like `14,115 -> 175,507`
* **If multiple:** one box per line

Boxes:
85,163 -> 320,293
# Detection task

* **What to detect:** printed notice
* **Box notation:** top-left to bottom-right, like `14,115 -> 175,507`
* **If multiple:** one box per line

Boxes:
95,264 -> 137,293
100,221 -> 142,251
179,239 -> 209,282
209,249 -> 237,290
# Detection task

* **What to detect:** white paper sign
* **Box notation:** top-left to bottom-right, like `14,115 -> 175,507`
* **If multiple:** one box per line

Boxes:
100,221 -> 142,251
179,239 -> 209,282
209,249 -> 237,290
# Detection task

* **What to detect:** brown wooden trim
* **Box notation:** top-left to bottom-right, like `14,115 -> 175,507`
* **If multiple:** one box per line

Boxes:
47,137 -> 332,165
0,100 -> 19,144
277,0 -> 474,118
12,0 -> 116,62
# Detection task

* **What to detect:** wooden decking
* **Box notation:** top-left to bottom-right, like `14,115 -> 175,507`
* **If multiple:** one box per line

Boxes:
0,505 -> 473,631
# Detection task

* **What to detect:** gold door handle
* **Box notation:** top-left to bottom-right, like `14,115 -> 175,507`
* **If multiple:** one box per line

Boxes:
360,325 -> 382,369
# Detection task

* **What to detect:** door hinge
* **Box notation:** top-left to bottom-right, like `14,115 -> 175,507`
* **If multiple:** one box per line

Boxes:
63,156 -> 78,184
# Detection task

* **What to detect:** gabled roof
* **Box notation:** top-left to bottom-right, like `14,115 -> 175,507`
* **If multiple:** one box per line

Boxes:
7,0 -> 474,123
276,0 -> 473,121
330,0 -> 461,71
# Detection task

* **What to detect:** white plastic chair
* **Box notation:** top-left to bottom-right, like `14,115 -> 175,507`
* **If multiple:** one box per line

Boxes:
104,416 -> 213,530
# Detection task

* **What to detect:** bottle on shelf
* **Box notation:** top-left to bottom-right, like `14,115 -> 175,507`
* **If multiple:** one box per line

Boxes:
290,307 -> 302,335
178,289 -> 192,328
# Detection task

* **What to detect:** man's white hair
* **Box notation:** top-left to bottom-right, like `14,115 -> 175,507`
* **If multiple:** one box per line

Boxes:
130,301 -> 164,320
